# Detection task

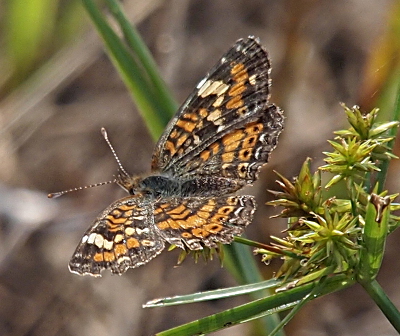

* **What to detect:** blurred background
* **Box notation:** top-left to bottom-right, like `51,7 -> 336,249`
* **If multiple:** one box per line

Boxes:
0,0 -> 400,335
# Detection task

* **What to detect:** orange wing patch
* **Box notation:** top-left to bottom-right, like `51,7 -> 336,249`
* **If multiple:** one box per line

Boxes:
225,62 -> 249,109
153,196 -> 255,250
176,119 -> 197,133
231,62 -> 249,82
226,95 -> 244,109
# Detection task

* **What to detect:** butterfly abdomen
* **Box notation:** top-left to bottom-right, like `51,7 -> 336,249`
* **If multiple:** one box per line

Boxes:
140,175 -> 243,198
180,176 -> 243,196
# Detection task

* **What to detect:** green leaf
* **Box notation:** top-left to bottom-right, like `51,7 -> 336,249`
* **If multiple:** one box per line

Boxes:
143,278 -> 280,308
358,193 -> 390,282
103,0 -> 177,119
81,0 -> 173,140
156,274 -> 353,336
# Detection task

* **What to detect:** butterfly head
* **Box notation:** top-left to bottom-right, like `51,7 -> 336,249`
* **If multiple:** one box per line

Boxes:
116,171 -> 143,195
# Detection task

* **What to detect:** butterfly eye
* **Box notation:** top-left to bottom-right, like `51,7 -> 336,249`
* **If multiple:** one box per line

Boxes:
130,182 -> 152,197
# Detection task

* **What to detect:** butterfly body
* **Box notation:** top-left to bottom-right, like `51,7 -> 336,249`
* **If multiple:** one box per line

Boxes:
120,173 -> 243,198
68,36 -> 284,276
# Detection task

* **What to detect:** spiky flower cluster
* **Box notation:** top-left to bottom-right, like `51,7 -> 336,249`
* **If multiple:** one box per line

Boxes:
258,105 -> 399,284
321,105 -> 398,187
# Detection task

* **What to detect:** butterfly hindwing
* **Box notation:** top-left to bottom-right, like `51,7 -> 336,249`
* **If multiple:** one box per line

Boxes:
69,196 -> 164,276
179,105 -> 283,187
153,195 -> 256,250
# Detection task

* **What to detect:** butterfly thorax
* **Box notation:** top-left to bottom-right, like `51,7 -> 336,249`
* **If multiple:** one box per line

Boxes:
116,171 -> 244,198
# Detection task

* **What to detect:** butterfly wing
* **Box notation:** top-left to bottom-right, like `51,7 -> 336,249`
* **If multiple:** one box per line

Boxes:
180,105 -> 283,186
69,196 -> 164,276
153,195 -> 256,250
69,194 -> 255,276
151,36 -> 283,187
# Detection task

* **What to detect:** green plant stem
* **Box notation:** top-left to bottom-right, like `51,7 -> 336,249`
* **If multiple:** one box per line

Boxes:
376,83 -> 400,193
360,279 -> 400,332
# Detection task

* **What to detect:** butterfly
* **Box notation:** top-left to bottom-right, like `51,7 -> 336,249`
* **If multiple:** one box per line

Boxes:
63,36 -> 284,276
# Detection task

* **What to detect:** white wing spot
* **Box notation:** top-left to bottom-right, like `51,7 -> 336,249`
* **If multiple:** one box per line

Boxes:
193,134 -> 201,145
136,227 -> 150,235
132,215 -> 145,220
212,95 -> 224,107
125,227 -> 136,236
197,80 -> 212,97
117,256 -> 130,264
114,234 -> 124,243
198,80 -> 229,98
206,109 -> 222,122
196,76 -> 207,89
255,147 -> 263,159
87,233 -> 97,244
217,125 -> 226,132
94,234 -> 104,248
249,74 -> 257,85
214,118 -> 224,126
103,240 -> 114,250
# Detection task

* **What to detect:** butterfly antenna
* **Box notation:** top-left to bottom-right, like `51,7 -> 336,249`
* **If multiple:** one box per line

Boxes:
101,127 -> 129,176
48,128 -> 128,199
48,180 -> 115,199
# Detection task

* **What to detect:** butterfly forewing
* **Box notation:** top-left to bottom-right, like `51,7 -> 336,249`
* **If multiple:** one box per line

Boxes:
151,37 -> 278,174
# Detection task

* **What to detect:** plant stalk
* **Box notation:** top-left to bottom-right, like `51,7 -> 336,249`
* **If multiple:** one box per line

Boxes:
360,279 -> 400,332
